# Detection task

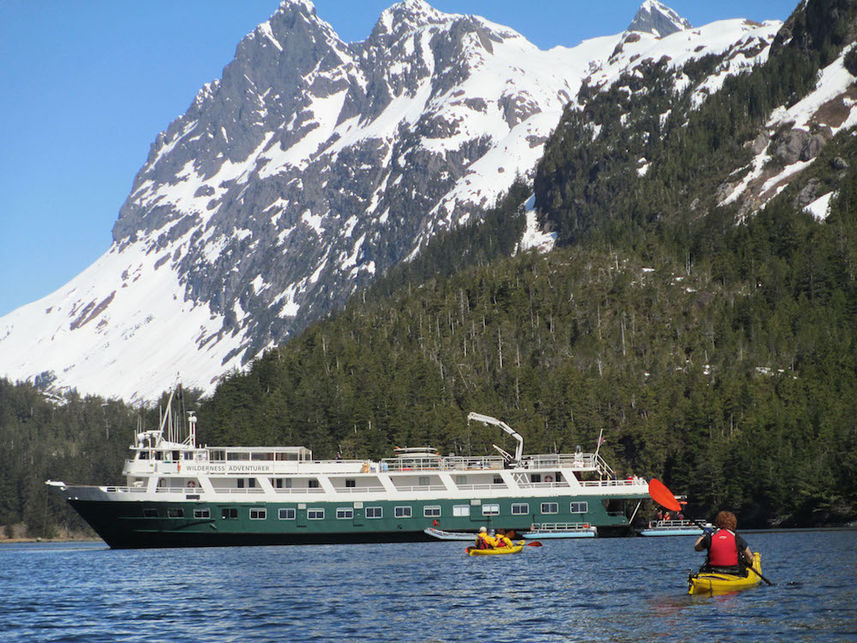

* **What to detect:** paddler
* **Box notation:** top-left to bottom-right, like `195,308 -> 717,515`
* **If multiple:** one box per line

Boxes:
475,526 -> 493,550
694,510 -> 754,575
494,530 -> 514,549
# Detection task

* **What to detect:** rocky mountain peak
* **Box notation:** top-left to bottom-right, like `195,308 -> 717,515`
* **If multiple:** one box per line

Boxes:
627,0 -> 691,37
373,0 -> 454,39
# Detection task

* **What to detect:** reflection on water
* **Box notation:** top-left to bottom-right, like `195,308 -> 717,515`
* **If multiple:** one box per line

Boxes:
1,530 -> 855,640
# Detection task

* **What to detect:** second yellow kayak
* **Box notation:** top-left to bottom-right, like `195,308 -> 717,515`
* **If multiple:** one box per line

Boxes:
467,543 -> 525,556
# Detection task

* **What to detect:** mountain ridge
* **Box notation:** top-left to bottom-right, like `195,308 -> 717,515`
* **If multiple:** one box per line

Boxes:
0,1 -> 789,402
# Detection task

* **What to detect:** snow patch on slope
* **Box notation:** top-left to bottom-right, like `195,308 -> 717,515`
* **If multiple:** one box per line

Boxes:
0,243 -> 245,402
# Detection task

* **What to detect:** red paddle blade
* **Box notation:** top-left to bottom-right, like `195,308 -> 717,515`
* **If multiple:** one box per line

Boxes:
525,541 -> 542,547
648,478 -> 682,512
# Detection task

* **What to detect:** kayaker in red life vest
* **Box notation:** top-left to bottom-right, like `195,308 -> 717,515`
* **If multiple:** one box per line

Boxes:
694,510 -> 754,575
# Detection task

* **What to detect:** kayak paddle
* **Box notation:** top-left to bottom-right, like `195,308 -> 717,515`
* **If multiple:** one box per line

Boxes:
649,478 -> 773,586
649,479 -> 710,532
524,541 -> 542,547
648,478 -> 682,512
743,559 -> 774,586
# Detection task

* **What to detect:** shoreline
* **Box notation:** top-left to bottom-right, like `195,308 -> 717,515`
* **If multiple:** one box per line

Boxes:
0,537 -> 103,545
3,525 -> 855,546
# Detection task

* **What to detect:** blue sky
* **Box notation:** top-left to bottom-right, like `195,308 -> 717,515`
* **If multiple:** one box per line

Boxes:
0,0 -> 798,317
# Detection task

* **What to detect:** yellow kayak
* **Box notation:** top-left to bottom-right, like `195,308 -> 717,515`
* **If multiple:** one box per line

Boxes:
466,543 -> 525,556
688,553 -> 762,594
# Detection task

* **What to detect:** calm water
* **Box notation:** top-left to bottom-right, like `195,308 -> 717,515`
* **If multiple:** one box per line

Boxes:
1,530 -> 855,641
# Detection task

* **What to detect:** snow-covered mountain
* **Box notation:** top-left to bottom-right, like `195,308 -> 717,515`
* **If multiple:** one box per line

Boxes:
626,0 -> 691,37
0,1 -> 791,401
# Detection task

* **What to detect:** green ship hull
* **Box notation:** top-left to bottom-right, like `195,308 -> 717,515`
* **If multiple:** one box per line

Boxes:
69,494 -> 637,548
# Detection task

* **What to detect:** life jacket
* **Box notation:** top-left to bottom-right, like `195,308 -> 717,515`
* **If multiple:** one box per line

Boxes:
476,533 -> 491,549
708,528 -> 739,567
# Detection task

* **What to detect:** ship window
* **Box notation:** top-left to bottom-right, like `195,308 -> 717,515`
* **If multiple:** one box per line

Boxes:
336,508 -> 354,519
138,451 -> 150,460
249,508 -> 266,520
274,478 -> 292,489
221,508 -> 238,520
251,452 -> 273,461
143,508 -> 158,518
570,502 -> 588,514
278,508 -> 296,520
455,475 -> 467,485
493,475 -> 503,484
193,509 -> 210,519
394,506 -> 412,518
366,507 -> 382,519
423,506 -> 441,518
237,479 -> 244,489
183,452 -> 193,460
452,505 -> 470,517
248,478 -> 256,488
531,474 -> 542,483
227,452 -> 250,461
307,509 -> 324,520
345,479 -> 356,488
482,504 -> 500,516
540,503 -> 559,514
210,450 -> 225,462
511,503 -> 529,515
418,476 -> 431,486
167,508 -> 184,518
308,479 -> 320,489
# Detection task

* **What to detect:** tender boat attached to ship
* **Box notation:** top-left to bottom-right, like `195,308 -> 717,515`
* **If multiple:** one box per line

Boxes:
47,393 -> 649,548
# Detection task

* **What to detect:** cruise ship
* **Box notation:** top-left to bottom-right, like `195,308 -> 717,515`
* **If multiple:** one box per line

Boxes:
48,391 -> 649,548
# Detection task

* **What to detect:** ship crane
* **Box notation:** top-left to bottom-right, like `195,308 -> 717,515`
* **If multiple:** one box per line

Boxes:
466,412 -> 524,466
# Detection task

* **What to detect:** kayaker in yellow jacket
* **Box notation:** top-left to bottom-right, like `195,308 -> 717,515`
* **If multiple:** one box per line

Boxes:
475,526 -> 494,549
494,530 -> 514,548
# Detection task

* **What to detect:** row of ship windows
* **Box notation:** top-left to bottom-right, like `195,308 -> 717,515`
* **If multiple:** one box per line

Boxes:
239,475 -> 559,488
145,502 -> 589,520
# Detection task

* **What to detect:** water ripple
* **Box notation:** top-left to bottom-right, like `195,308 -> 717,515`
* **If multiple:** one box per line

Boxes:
1,531 -> 856,640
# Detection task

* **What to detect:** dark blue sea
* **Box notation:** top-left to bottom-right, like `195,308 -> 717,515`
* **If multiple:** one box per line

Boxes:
2,529 -> 855,641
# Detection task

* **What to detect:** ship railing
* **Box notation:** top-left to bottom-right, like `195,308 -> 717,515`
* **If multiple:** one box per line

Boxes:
153,487 -> 212,495
329,486 -> 387,494
381,455 -> 506,471
268,487 -> 326,494
103,486 -> 146,494
519,453 -> 600,470
440,456 -> 505,471
579,476 -> 645,488
455,483 -> 507,491
389,484 -> 449,493
219,488 -> 266,495
515,481 -> 569,489
382,456 -> 497,471
648,519 -> 696,528
150,487 -> 267,495
530,522 -> 593,532
379,453 -> 612,472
